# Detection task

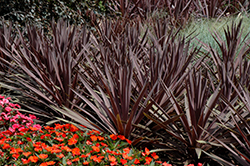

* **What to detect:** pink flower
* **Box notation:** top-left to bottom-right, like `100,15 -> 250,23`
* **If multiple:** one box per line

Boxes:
5,106 -> 12,112
8,103 -> 15,107
32,124 -> 42,130
8,127 -> 15,132
2,98 -> 9,104
12,124 -> 20,130
10,118 -> 17,123
26,123 -> 32,127
29,114 -> 37,119
1,112 -> 9,120
20,114 -> 26,119
18,126 -> 25,131
15,104 -> 21,108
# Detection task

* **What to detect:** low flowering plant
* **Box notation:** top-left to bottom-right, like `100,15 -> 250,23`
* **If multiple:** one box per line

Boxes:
0,96 -> 203,166
0,95 -> 41,134
0,123 -> 165,166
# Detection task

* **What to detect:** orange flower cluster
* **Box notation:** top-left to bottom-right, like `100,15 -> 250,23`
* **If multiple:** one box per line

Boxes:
0,123 -> 167,165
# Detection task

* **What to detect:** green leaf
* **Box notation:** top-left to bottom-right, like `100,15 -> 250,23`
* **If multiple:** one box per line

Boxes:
195,148 -> 202,159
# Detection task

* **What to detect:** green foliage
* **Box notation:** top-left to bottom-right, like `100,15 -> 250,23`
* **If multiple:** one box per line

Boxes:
0,0 -> 112,30
181,15 -> 250,52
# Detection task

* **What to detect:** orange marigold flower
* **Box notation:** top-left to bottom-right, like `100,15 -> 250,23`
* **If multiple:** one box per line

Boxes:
92,130 -> 101,134
55,124 -> 64,130
72,147 -> 81,156
80,153 -> 90,158
90,135 -> 97,141
58,143 -> 65,147
46,161 -> 56,165
61,146 -> 72,152
52,144 -> 60,148
110,134 -> 117,140
145,157 -> 152,165
83,161 -> 89,165
86,140 -> 92,145
68,137 -> 77,145
23,152 -> 32,157
73,134 -> 79,139
2,143 -> 11,149
10,147 -> 23,154
123,147 -> 130,154
21,158 -> 30,164
72,157 -> 80,162
122,153 -> 133,160
90,155 -> 104,163
12,153 -> 20,159
35,147 -> 43,152
110,161 -> 118,166
142,147 -> 150,156
17,140 -> 24,145
67,160 -> 72,165
39,154 -> 48,159
54,137 -> 64,142
162,162 -> 172,166
117,135 -> 126,140
101,142 -> 108,147
108,155 -> 116,162
56,153 -> 65,158
40,162 -> 47,166
120,159 -> 127,165
29,155 -> 39,163
126,139 -> 132,144
70,124 -> 79,132
51,148 -> 62,153
151,152 -> 159,159
45,146 -> 53,152
134,158 -> 140,164
40,134 -> 52,139
145,147 -> 150,155
106,149 -> 119,155
44,126 -> 54,130
55,131 -> 61,136
92,146 -> 100,152
98,136 -> 105,141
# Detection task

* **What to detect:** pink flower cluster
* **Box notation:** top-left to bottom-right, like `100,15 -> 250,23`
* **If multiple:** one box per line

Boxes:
0,95 -> 41,134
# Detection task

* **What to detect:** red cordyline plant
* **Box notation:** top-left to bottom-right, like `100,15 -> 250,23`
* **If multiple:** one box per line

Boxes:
193,19 -> 250,165
143,69 -> 226,165
54,19 -> 201,145
106,0 -> 243,28
0,20 -> 90,124
205,76 -> 250,166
